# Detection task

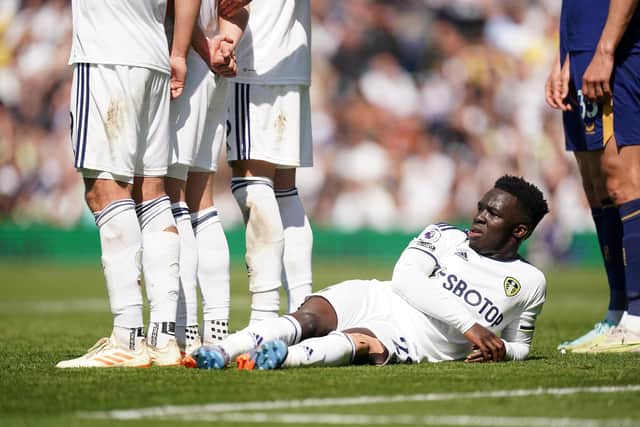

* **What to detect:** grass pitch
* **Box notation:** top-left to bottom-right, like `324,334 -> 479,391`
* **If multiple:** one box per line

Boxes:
1,259 -> 639,427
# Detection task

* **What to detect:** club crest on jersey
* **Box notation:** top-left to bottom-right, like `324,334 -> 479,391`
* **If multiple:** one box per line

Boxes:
503,276 -> 521,297
454,249 -> 468,261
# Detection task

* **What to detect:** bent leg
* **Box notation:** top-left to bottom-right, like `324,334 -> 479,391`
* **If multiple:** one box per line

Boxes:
268,329 -> 389,369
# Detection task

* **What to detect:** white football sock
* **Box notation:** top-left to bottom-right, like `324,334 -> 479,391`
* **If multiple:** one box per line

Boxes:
276,188 -> 313,312
136,195 -> 180,325
250,290 -> 280,324
94,199 -> 144,331
231,177 -> 284,323
176,324 -> 200,352
113,326 -> 145,351
173,201 -> 198,327
148,321 -> 176,349
220,315 -> 302,360
620,312 -> 640,331
202,320 -> 229,345
191,206 -> 230,325
282,331 -> 355,368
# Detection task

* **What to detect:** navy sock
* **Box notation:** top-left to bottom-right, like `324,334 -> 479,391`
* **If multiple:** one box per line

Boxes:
592,200 -> 626,311
619,198 -> 640,316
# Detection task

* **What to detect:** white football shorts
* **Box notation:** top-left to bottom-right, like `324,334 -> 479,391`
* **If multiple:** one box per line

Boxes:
168,50 -> 228,181
226,83 -> 313,168
313,279 -> 428,364
70,63 -> 170,183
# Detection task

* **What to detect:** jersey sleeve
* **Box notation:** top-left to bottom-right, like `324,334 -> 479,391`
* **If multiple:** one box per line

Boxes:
500,273 -> 547,361
392,224 -> 476,334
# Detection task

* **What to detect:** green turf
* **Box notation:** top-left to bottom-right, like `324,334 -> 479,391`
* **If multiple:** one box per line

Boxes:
1,260 -> 639,427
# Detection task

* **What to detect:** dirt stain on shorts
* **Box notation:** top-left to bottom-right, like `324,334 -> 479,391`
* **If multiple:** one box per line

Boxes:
274,111 -> 287,143
105,100 -> 124,143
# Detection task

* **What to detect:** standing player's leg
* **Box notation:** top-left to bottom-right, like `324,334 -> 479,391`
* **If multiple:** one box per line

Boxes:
133,69 -> 181,366
56,178 -> 151,369
573,52 -> 640,352
563,150 -> 626,345
274,168 -> 313,313
226,82 -> 313,324
558,54 -> 627,350
230,160 -> 283,323
133,177 -> 181,365
186,171 -> 231,345
609,143 -> 640,344
57,63 -> 149,368
573,138 -> 640,352
607,53 -> 640,346
167,51 -> 228,355
166,171 -> 200,357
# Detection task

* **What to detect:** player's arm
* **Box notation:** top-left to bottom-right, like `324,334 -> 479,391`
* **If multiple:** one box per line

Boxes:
218,3 -> 249,49
391,249 -> 476,334
169,0 -> 201,99
467,286 -> 545,363
392,252 -> 507,363
191,4 -> 247,77
219,0 -> 251,18
393,255 -> 506,362
583,0 -> 639,101
214,3 -> 249,76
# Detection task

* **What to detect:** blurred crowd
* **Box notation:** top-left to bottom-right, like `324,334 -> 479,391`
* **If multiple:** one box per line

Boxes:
0,0 -> 595,263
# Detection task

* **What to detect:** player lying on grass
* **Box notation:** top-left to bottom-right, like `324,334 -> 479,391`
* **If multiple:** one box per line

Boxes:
189,175 -> 549,369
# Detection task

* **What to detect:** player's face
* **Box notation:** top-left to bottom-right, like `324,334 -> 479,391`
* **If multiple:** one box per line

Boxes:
468,189 -> 525,258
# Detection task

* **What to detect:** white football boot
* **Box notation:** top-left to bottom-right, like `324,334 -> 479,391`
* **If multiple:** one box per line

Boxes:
148,337 -> 182,367
56,335 -> 151,368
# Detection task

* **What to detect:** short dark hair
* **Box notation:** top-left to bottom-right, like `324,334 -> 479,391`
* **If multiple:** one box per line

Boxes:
494,175 -> 549,231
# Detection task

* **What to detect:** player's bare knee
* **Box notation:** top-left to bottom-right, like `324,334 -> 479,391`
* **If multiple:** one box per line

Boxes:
274,168 -> 296,190
163,226 -> 178,234
292,298 -> 337,338
292,310 -> 329,338
133,176 -> 166,204
231,160 -> 277,180
84,178 -> 130,212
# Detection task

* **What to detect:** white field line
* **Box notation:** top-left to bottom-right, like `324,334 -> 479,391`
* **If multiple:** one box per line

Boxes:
78,385 -> 640,421
173,412 -> 640,427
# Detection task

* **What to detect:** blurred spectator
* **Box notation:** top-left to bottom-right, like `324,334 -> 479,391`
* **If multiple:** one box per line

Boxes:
1,0 -> 590,264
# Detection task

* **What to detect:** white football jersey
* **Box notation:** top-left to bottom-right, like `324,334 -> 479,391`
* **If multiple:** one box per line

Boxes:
69,0 -> 170,75
392,223 -> 546,362
232,0 -> 311,85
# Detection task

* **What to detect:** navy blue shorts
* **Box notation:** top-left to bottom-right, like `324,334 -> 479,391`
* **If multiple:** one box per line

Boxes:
563,51 -> 640,151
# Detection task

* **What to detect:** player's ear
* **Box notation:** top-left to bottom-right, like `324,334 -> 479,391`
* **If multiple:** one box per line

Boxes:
513,224 -> 529,240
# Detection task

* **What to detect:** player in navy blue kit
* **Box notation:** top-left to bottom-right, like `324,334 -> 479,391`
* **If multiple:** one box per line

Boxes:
545,0 -> 640,352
